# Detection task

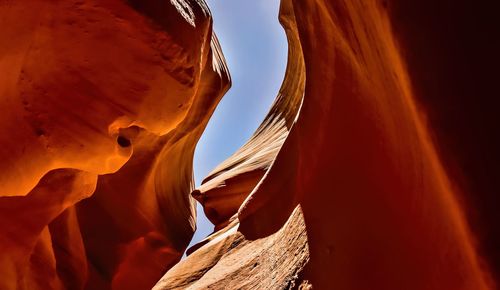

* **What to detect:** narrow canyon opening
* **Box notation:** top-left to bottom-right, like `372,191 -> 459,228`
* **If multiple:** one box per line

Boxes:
190,0 -> 288,250
1,1 -> 497,289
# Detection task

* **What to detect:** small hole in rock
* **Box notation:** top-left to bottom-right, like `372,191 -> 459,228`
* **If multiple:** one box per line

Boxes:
117,136 -> 131,148
35,128 -> 45,137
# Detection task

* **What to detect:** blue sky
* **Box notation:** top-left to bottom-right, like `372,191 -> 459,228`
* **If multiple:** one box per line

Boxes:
189,0 -> 287,248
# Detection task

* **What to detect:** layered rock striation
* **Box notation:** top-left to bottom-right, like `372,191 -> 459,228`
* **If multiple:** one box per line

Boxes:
158,0 -> 498,289
1,0 -> 499,289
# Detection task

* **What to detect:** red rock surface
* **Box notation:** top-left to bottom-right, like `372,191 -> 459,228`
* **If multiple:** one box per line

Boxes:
1,0 -> 499,289
161,0 -> 498,289
0,1 -> 229,289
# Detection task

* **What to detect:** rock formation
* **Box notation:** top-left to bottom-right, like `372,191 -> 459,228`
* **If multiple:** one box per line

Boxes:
1,1 -> 229,289
1,0 -> 499,289
158,0 -> 499,289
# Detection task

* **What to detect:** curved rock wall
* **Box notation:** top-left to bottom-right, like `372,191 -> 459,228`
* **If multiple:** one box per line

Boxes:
1,0 -> 498,289
160,0 -> 498,289
0,1 -> 229,289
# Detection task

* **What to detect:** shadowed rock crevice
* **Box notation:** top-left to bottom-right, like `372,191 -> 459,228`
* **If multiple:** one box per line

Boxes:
157,0 -> 497,289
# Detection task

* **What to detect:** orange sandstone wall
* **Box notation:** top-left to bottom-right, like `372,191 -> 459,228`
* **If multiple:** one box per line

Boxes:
1,0 -> 498,289
160,0 -> 498,289
0,1 -> 229,289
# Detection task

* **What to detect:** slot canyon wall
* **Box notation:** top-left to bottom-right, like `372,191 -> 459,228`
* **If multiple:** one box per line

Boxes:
0,0 -> 498,290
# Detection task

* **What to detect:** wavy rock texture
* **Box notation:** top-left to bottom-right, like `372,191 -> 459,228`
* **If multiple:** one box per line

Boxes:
192,0 -> 305,231
154,205 -> 309,290
0,0 -> 229,289
1,0 -> 499,289
157,0 -> 499,289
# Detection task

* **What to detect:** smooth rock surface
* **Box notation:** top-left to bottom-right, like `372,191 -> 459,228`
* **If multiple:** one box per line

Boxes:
0,1 -> 229,289
162,0 -> 498,289
1,0 -> 499,289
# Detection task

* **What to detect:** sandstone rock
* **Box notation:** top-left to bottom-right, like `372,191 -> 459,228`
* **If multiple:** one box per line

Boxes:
163,0 -> 497,289
1,0 -> 499,289
192,0 -> 305,231
154,205 -> 309,290
0,1 -> 229,289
